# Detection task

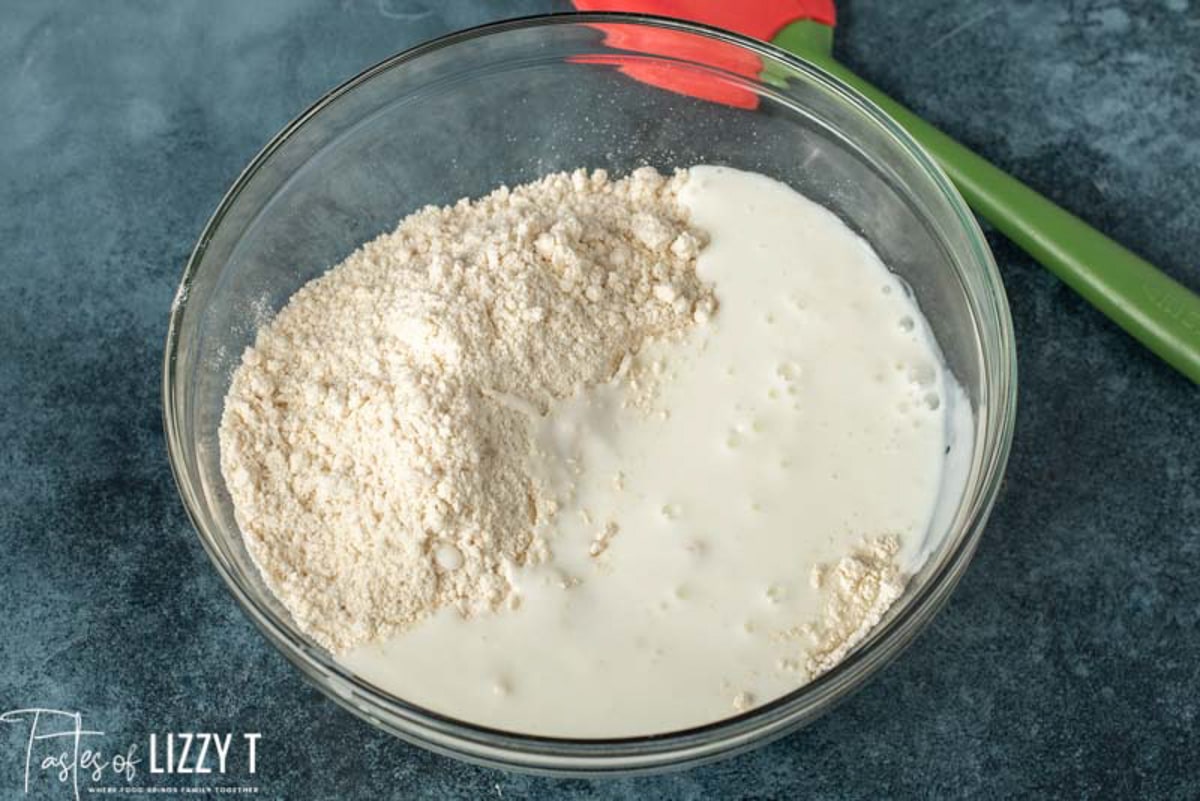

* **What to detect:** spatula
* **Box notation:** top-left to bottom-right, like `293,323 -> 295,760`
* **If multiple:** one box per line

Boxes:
574,0 -> 1200,384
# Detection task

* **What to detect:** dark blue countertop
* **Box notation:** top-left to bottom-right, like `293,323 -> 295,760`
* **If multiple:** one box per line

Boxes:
1,1 -> 1197,798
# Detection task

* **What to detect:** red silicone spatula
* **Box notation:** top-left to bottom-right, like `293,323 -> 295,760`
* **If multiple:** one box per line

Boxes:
574,0 -> 1200,384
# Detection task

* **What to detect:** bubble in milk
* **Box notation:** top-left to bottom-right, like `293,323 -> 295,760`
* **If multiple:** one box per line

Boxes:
775,361 -> 802,381
908,362 -> 936,387
899,316 -> 915,332
924,391 -> 941,411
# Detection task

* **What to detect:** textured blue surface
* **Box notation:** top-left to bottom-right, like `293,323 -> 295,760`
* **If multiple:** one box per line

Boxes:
1,1 -> 1198,798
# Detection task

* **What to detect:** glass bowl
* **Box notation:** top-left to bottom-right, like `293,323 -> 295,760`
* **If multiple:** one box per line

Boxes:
164,13 -> 1016,774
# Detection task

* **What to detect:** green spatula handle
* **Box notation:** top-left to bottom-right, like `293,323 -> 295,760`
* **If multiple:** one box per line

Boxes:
774,24 -> 1200,384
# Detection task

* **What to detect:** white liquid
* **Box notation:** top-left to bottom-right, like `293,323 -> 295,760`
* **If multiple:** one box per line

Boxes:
338,166 -> 972,737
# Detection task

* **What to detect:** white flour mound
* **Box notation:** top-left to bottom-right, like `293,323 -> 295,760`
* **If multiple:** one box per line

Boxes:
802,535 -> 906,678
219,167 -> 713,653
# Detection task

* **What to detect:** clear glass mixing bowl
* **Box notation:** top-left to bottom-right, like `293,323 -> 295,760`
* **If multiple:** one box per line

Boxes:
164,14 -> 1016,774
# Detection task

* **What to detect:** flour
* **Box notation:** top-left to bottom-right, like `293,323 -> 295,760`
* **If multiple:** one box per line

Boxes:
219,167 -> 712,653
799,535 -> 907,678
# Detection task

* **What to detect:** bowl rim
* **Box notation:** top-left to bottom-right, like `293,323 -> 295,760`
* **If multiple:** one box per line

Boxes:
163,11 -> 1017,773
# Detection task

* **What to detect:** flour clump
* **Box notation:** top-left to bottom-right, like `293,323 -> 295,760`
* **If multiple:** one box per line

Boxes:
219,167 -> 712,653
794,535 -> 907,679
